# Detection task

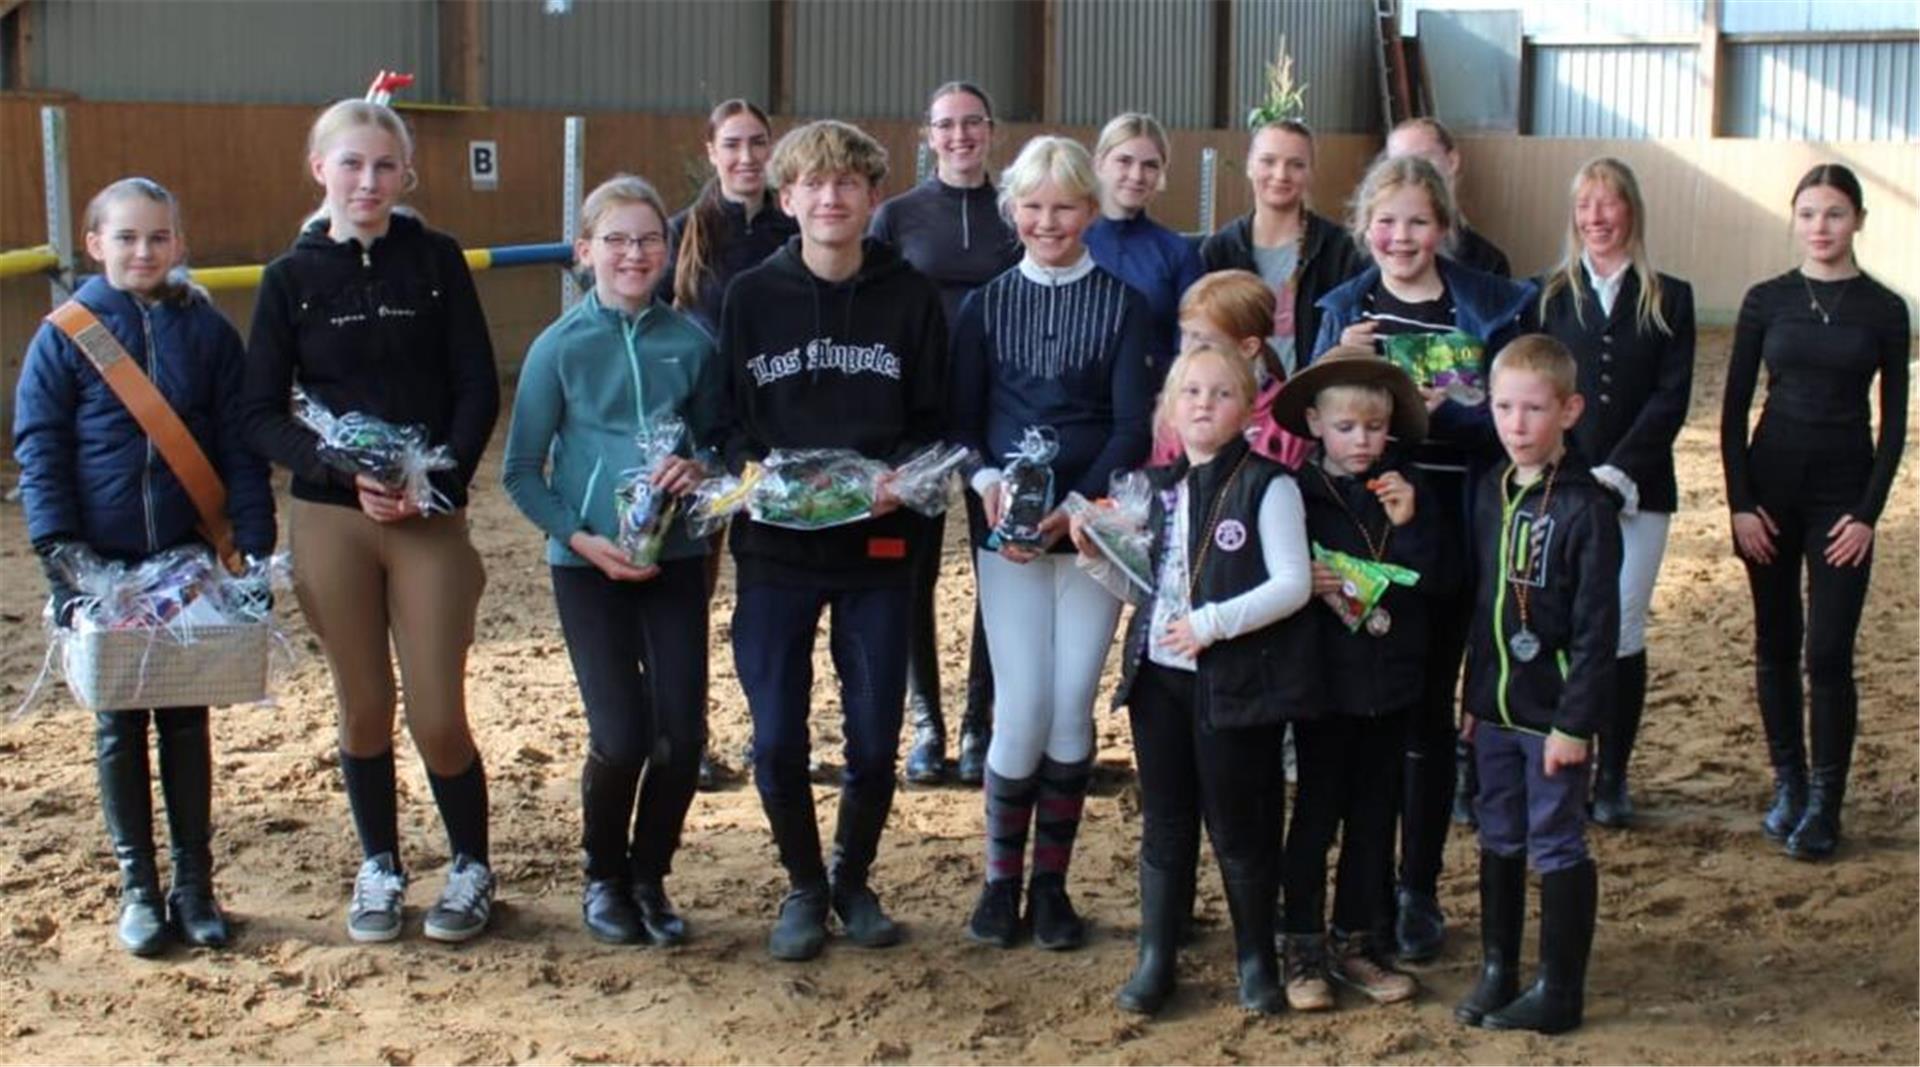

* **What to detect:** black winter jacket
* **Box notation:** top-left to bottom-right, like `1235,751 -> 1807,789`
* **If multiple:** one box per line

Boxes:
662,193 -> 799,338
1114,439 -> 1322,728
1298,448 -> 1457,718
717,237 -> 947,588
1464,453 -> 1621,741
1529,267 -> 1695,514
1199,209 -> 1363,372
242,213 -> 499,510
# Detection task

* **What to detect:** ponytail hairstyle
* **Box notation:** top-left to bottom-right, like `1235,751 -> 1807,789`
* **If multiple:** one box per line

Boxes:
672,98 -> 773,312
1791,162 -> 1867,246
1094,111 -> 1172,190
1179,269 -> 1283,384
1538,157 -> 1670,336
301,99 -> 416,232
926,80 -> 996,123
1346,154 -> 1457,257
83,176 -> 197,307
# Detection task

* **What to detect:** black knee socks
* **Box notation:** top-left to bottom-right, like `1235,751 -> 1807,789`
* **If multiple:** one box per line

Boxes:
340,748 -> 399,860
427,755 -> 491,865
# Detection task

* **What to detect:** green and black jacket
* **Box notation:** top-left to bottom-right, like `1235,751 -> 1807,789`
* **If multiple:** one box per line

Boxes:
1463,450 -> 1621,742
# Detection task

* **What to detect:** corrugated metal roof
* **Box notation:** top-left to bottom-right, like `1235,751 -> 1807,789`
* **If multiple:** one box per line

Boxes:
1527,44 -> 1700,137
487,0 -> 771,112
789,0 -> 1030,120
32,0 -> 437,105
1724,39 -> 1918,141
1234,0 -> 1381,133
1058,0 -> 1214,128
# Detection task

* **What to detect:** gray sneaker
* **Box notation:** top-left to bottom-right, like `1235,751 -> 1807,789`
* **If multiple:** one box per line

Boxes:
347,852 -> 408,943
423,855 -> 495,943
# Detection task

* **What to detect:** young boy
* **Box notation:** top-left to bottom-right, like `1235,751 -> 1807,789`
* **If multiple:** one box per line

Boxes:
1270,346 -> 1453,1011
1455,334 -> 1621,1035
716,120 -> 948,962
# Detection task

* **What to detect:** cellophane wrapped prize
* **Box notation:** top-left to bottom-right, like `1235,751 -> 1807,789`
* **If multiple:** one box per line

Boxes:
747,450 -> 889,530
889,442 -> 976,517
613,417 -> 686,567
294,388 -> 457,514
1380,330 -> 1487,406
28,544 -> 287,714
988,426 -> 1059,549
1311,542 -> 1420,632
1061,469 -> 1153,593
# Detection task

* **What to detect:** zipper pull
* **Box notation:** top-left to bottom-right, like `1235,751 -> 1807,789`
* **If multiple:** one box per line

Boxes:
361,247 -> 372,270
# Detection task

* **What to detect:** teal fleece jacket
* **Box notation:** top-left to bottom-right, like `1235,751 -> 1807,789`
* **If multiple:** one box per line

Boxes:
501,292 -> 724,567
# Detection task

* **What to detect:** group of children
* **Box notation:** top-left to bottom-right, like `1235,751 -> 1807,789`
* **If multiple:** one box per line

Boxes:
14,88 -> 1906,1041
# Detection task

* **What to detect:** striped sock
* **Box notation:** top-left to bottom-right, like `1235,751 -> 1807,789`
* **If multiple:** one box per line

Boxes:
984,770 -> 1039,885
1032,757 -> 1092,879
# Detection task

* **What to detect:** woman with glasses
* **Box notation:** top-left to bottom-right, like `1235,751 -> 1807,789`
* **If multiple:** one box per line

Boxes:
869,81 -> 1022,786
502,174 -> 725,945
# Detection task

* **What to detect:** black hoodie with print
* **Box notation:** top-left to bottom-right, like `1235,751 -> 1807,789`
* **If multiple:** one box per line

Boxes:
717,236 -> 948,589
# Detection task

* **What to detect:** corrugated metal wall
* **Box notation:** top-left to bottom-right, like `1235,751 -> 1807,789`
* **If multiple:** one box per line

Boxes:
30,0 -> 438,105
1722,0 -> 1920,34
487,0 -> 771,112
1724,39 -> 1918,141
790,0 -> 1030,120
1527,45 -> 1701,137
1234,0 -> 1380,133
1403,0 -> 1704,40
1058,0 -> 1215,128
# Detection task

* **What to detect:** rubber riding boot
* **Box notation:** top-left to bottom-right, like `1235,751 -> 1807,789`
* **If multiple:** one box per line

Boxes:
97,711 -> 166,957
1787,680 -> 1855,860
904,693 -> 947,785
1223,873 -> 1285,1015
1591,652 -> 1646,828
1116,860 -> 1183,1015
156,708 -> 229,948
828,790 -> 900,947
1754,660 -> 1806,841
1454,850 -> 1526,1025
1484,859 -> 1596,1034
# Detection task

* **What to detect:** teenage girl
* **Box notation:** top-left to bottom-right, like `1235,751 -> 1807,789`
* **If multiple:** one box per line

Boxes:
868,81 -> 1021,786
1721,163 -> 1909,861
1313,154 -> 1536,963
1150,269 -> 1310,469
243,100 -> 500,945
950,136 -> 1153,952
1076,345 -> 1315,1016
1199,118 -> 1364,378
1531,158 -> 1695,829
501,175 -> 722,945
1385,117 -> 1512,277
1086,112 -> 1205,372
661,99 -> 797,339
16,178 -> 274,956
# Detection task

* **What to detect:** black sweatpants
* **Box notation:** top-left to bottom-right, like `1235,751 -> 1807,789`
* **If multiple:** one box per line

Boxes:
1283,711 -> 1406,935
551,559 -> 709,880
1128,663 -> 1286,886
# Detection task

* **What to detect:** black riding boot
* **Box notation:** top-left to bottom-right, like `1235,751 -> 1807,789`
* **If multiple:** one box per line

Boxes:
1483,859 -> 1597,1035
1787,678 -> 1856,860
97,711 -> 166,957
1755,660 -> 1807,841
955,606 -> 993,787
156,709 -> 229,948
1116,859 -> 1187,1015
904,692 -> 947,785
580,754 -> 645,944
1591,652 -> 1647,828
828,788 -> 900,947
1454,850 -> 1526,1025
1222,869 -> 1284,1015
1451,737 -> 1478,827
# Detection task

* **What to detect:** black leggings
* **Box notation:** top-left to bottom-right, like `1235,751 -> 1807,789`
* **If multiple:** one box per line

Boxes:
1128,664 -> 1285,885
1400,465 -> 1474,896
551,559 -> 709,879
1283,713 -> 1402,935
905,512 -> 945,720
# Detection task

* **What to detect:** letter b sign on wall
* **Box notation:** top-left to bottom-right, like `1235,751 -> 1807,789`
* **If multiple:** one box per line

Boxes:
469,141 -> 499,191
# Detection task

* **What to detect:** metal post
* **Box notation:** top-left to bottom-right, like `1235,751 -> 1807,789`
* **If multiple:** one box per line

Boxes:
41,106 -> 74,306
916,142 -> 932,184
1197,146 -> 1218,235
561,114 -> 585,309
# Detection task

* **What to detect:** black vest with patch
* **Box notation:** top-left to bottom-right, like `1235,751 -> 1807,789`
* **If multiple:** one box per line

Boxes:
1114,438 -> 1323,728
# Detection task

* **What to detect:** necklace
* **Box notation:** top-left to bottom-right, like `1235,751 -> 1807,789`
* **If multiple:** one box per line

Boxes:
1502,462 -> 1559,663
1802,270 -> 1855,325
1315,465 -> 1395,636
1185,452 -> 1253,604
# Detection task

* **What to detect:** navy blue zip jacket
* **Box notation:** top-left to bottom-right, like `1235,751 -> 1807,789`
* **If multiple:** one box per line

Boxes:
1085,211 -> 1204,377
16,275 -> 275,559
1312,257 -> 1537,465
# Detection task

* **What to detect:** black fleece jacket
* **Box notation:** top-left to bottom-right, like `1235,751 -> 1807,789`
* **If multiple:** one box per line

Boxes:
717,237 -> 948,588
242,213 -> 499,510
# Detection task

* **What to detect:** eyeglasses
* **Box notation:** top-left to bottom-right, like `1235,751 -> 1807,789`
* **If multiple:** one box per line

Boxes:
597,232 -> 667,255
929,115 -> 990,133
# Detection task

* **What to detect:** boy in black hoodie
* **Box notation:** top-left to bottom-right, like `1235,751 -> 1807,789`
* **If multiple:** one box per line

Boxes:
1269,347 -> 1452,1011
717,120 -> 948,962
1456,335 -> 1620,1035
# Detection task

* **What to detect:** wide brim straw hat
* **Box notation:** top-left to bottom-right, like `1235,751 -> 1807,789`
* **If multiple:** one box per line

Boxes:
1270,344 -> 1429,444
